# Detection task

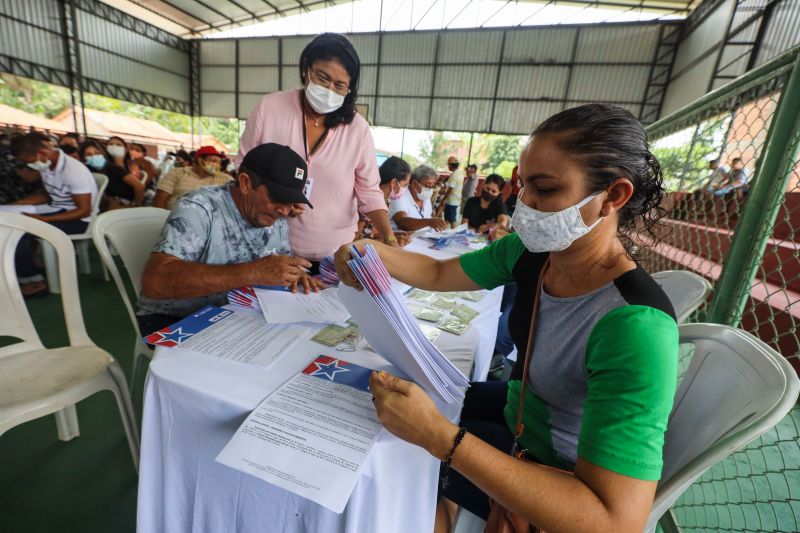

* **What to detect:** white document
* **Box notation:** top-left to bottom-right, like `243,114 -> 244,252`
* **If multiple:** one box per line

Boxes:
216,356 -> 382,513
0,204 -> 61,215
255,287 -> 350,326
173,310 -> 307,369
339,245 -> 469,404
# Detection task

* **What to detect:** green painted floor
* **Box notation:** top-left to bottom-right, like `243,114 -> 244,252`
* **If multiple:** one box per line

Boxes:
0,265 -> 140,533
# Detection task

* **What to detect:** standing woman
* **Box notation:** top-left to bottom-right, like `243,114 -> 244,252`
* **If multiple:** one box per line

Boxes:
104,136 -> 145,208
238,33 -> 395,266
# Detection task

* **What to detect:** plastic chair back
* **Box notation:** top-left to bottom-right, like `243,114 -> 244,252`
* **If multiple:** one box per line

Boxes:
647,323 -> 799,531
652,270 -> 712,323
91,207 -> 169,334
0,213 -> 91,354
90,173 -> 109,219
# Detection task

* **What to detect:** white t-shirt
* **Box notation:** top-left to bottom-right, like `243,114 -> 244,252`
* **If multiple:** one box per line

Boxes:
389,192 -> 433,231
41,150 -> 98,222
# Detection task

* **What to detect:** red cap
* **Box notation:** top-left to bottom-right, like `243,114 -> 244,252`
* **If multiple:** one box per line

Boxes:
195,145 -> 221,158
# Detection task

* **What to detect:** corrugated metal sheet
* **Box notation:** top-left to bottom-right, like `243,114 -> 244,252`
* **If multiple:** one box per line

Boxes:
375,97 -> 430,129
238,93 -> 264,120
437,30 -> 504,64
356,96 -> 375,124
201,91 -> 235,118
492,101 -> 564,134
81,46 -> 189,101
281,36 -> 313,64
199,66 -> 235,91
576,25 -> 660,63
359,65 -> 378,96
497,66 -> 569,99
434,65 -> 498,98
1,0 -> 61,33
430,98 -> 493,132
378,66 -> 434,97
503,28 -> 577,63
381,33 -> 437,64
0,16 -> 65,70
568,65 -> 651,101
280,66 -> 301,90
239,39 -> 279,65
78,10 -> 188,76
0,0 -> 65,71
238,66 -> 280,93
661,53 -> 717,115
201,40 -> 236,65
348,34 -> 380,64
756,0 -> 800,66
672,0 -> 735,74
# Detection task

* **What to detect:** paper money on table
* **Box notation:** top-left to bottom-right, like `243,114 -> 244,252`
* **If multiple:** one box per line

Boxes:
311,324 -> 354,346
438,316 -> 471,335
451,303 -> 479,323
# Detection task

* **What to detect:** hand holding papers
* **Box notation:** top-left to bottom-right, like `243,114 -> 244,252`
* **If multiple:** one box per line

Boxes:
338,244 -> 469,404
216,356 -> 382,513
255,287 -> 350,325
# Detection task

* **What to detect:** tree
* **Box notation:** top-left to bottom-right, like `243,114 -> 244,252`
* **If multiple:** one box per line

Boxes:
485,135 -> 523,176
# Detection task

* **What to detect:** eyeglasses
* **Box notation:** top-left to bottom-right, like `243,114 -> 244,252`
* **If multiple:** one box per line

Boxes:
308,68 -> 351,96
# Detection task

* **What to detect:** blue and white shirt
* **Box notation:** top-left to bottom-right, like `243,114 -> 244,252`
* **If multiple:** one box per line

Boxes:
136,182 -> 290,318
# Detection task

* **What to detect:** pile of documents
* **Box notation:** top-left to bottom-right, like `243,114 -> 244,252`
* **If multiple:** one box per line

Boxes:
318,256 -> 340,286
255,286 -> 350,326
338,244 -> 469,404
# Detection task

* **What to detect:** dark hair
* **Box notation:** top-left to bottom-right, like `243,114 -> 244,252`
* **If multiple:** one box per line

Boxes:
299,33 -> 360,129
106,136 -> 133,170
732,157 -> 743,164
78,139 -> 109,163
60,144 -> 79,155
484,173 -> 505,190
467,164 -> 478,171
130,142 -> 146,153
237,164 -> 266,189
532,104 -> 666,257
175,149 -> 192,162
10,132 -> 51,157
379,156 -> 411,185
59,132 -> 80,142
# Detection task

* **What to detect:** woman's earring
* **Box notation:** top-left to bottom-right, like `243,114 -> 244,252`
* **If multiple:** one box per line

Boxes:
600,207 -> 607,217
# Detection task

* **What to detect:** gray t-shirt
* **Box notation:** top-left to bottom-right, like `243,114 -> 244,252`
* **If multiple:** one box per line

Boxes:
136,183 -> 290,318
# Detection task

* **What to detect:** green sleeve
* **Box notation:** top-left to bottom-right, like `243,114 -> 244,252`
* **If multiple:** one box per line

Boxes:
459,233 -> 525,290
578,305 -> 678,480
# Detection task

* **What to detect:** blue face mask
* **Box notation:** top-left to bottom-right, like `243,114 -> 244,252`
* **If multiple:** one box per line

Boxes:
86,154 -> 106,170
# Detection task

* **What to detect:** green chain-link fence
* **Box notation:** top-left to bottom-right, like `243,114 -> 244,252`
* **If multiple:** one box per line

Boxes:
640,45 -> 800,532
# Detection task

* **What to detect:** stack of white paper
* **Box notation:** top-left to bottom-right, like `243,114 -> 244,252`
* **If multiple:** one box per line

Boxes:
338,245 -> 469,404
254,287 -> 350,325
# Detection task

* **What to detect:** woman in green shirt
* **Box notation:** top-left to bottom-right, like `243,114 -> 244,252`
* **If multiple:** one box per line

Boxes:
334,104 -> 679,533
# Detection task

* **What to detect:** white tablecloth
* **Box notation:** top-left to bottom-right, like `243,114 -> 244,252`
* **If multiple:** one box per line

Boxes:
137,241 -> 502,533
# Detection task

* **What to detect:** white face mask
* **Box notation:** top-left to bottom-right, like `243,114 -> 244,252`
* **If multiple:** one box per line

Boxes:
511,191 -> 603,253
419,187 -> 434,202
305,81 -> 346,115
27,158 -> 50,172
107,145 -> 126,158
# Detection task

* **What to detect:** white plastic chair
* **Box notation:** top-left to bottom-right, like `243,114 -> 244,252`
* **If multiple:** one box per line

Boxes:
42,172 -> 109,294
652,270 -> 712,323
453,323 -> 799,533
0,212 -> 139,470
91,207 -> 169,388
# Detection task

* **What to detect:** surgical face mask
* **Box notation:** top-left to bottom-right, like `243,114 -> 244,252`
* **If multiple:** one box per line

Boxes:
27,156 -> 50,172
511,191 -> 603,253
202,162 -> 220,174
86,154 -> 106,170
107,145 -> 126,158
482,190 -> 499,202
419,186 -> 434,202
389,184 -> 407,201
305,81 -> 346,115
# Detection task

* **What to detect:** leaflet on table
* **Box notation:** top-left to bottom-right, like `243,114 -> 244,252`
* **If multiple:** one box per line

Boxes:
216,355 -> 383,513
255,287 -> 350,325
339,244 -> 469,404
226,285 -> 288,312
143,305 -> 307,369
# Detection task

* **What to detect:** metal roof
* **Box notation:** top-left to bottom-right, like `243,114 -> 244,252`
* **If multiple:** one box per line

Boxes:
103,0 -> 700,38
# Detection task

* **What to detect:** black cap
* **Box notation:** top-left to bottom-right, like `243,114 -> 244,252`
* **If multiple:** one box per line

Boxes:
240,143 -> 313,208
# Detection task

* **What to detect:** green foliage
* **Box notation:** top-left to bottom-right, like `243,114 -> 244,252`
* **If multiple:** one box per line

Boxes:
653,117 -> 728,192
418,131 -> 524,174
485,135 -> 523,175
0,74 -> 241,152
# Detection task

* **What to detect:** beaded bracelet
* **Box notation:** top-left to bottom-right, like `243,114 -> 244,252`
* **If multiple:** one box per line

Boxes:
440,427 -> 467,489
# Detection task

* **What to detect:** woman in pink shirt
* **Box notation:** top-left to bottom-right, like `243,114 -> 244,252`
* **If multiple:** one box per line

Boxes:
237,33 -> 396,263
